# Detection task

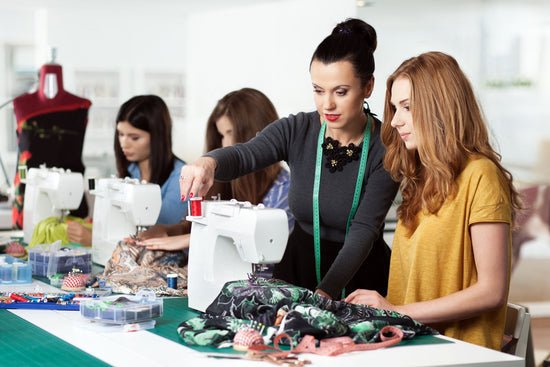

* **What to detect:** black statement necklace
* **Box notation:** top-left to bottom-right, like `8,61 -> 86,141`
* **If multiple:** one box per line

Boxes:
321,136 -> 362,173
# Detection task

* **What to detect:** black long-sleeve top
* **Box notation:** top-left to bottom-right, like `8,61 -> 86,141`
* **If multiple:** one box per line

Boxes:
206,111 -> 400,298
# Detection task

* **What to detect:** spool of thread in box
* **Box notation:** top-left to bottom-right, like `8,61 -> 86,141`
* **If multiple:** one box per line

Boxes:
188,197 -> 203,217
167,274 -> 178,289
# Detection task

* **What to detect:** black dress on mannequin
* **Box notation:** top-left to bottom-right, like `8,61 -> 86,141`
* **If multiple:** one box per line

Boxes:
11,63 -> 91,229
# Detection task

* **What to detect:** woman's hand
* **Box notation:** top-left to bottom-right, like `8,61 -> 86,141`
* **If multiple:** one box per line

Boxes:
344,289 -> 397,311
138,224 -> 170,241
134,234 -> 190,251
179,157 -> 217,201
66,221 -> 92,247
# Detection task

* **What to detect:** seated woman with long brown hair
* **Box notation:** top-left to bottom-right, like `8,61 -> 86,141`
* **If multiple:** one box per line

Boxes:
132,88 -> 294,252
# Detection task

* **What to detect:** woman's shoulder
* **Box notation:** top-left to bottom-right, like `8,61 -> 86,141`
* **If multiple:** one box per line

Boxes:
459,156 -> 508,188
263,111 -> 320,144
459,156 -> 512,208
277,111 -> 319,127
462,156 -> 500,176
283,110 -> 318,120
173,157 -> 186,170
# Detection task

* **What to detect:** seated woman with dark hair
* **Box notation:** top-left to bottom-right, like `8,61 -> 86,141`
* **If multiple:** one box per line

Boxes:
66,94 -> 187,246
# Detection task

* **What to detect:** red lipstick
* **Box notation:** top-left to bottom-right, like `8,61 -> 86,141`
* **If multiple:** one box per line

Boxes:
325,114 -> 340,122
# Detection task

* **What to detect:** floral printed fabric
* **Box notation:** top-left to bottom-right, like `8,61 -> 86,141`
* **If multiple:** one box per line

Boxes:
99,241 -> 188,297
177,278 -> 437,347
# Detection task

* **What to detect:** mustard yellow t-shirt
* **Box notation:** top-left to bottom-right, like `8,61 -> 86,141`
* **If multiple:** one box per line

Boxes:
387,157 -> 512,350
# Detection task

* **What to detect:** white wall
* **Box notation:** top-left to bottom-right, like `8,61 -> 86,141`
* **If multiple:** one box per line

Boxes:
1,0 -> 549,184
47,3 -> 188,95
181,0 -> 357,162
360,0 -> 550,186
0,1 -> 190,180
0,0 -> 357,176
359,1 -> 484,117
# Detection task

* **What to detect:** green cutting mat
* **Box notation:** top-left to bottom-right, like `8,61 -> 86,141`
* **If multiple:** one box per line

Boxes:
0,296 -> 450,366
0,310 -> 110,366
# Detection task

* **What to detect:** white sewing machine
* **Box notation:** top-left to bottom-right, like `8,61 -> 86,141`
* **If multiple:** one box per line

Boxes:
90,177 -> 161,266
187,199 -> 289,312
21,165 -> 85,244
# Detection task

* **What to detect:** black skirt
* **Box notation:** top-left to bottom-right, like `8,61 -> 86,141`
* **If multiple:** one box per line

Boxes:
273,222 -> 390,299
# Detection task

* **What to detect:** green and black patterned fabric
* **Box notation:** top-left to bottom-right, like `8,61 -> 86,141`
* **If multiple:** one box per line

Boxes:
177,278 -> 437,347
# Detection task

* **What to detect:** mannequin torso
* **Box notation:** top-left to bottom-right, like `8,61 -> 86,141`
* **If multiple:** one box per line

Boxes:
11,63 -> 92,229
13,64 -> 91,122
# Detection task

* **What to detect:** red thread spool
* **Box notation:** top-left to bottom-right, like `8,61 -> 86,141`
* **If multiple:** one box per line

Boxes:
189,197 -> 203,217
9,293 -> 29,302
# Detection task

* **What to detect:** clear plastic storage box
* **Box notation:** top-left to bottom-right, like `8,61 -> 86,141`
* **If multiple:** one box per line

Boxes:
0,255 -> 32,284
80,290 -> 163,324
28,241 -> 92,277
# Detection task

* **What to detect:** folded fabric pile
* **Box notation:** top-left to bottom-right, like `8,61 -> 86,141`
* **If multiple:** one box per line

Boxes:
177,278 -> 437,348
99,240 -> 188,297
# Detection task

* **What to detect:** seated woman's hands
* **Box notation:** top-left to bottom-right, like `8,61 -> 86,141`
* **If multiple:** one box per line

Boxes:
66,221 -> 92,247
133,234 -> 190,251
344,289 -> 397,312
137,224 -> 170,241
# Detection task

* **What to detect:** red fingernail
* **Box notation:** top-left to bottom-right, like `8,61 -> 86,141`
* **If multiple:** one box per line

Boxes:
189,192 -> 194,198
181,195 -> 185,201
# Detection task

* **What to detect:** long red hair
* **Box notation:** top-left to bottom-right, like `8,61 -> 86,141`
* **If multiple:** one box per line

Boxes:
381,52 -> 523,232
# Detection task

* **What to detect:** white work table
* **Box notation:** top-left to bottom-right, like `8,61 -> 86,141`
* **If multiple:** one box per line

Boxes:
5,305 -> 523,367
1,229 -> 523,366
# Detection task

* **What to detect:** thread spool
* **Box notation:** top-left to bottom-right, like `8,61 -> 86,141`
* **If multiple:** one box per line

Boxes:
167,273 -> 178,289
189,197 -> 203,217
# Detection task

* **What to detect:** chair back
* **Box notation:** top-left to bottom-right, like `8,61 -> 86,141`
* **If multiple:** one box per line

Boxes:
502,303 -> 531,358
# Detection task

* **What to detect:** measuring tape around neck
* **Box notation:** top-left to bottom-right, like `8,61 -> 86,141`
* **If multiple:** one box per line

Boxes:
312,114 -> 372,298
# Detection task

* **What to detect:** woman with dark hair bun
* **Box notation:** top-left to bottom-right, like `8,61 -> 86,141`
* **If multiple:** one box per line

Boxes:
179,18 -> 400,300
66,95 -> 187,245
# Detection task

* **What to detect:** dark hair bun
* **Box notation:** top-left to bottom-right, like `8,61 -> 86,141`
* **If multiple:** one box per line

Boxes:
333,18 -> 377,53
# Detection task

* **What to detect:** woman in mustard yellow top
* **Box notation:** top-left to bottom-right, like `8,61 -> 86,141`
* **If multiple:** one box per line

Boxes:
345,51 -> 523,350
